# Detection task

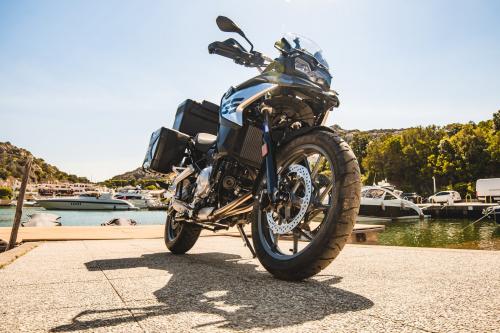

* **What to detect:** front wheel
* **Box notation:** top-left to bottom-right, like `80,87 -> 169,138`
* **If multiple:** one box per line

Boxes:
251,130 -> 361,281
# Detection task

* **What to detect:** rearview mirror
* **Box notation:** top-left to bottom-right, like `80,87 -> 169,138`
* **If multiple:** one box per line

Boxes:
216,16 -> 245,37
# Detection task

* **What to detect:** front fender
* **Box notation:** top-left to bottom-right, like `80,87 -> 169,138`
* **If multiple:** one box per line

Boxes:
251,126 -> 340,195
277,125 -> 339,148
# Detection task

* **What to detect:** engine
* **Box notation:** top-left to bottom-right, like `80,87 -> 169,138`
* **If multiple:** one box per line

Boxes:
193,166 -> 212,202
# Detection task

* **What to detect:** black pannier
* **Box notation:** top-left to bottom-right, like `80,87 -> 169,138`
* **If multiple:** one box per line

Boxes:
173,99 -> 219,136
143,127 -> 189,173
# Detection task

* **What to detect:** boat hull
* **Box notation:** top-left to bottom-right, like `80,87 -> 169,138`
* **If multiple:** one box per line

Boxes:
358,203 -> 422,220
37,199 -> 137,211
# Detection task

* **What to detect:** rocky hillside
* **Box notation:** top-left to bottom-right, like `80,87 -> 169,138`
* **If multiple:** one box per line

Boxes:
108,167 -> 154,181
0,141 -> 89,183
331,124 -> 405,143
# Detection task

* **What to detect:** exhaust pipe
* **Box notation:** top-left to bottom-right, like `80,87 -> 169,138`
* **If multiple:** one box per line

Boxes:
212,193 -> 253,218
171,198 -> 192,216
173,193 -> 254,222
221,204 -> 253,218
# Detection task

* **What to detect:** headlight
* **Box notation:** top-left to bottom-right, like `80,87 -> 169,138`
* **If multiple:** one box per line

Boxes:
294,58 -> 312,75
294,57 -> 329,87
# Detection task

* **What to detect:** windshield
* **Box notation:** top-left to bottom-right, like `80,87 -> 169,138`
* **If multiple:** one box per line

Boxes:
282,33 -> 329,69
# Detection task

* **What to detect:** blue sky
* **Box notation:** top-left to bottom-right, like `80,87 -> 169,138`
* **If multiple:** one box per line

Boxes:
1,0 -> 499,181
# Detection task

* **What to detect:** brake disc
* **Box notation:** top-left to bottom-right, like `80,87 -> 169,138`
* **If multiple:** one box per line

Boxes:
266,164 -> 312,234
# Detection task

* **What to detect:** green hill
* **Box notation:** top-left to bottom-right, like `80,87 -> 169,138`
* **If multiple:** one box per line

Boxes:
0,142 -> 89,183
101,167 -> 165,189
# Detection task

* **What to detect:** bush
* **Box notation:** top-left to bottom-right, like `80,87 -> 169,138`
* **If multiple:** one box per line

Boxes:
449,182 -> 475,198
0,186 -> 13,199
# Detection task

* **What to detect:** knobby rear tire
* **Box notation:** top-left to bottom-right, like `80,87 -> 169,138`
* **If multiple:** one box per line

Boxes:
251,130 -> 361,281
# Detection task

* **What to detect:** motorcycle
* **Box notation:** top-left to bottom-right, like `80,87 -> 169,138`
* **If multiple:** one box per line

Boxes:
143,16 -> 361,280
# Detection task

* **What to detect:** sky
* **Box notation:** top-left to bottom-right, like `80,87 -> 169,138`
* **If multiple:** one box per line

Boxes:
1,0 -> 499,181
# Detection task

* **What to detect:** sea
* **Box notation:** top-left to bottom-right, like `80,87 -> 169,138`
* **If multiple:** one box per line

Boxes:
0,207 -> 498,250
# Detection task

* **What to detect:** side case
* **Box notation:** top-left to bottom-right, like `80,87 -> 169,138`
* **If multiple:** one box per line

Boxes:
173,99 -> 219,136
143,127 -> 189,173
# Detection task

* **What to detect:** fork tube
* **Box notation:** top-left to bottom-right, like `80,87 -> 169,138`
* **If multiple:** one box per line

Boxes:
262,109 -> 278,204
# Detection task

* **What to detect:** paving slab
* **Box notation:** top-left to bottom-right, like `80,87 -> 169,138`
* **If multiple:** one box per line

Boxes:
0,237 -> 498,332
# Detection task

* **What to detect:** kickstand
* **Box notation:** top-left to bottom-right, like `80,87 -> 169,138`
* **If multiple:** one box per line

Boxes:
236,224 -> 256,258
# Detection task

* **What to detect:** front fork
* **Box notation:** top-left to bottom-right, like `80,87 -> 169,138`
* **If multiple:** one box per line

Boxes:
261,107 -> 278,208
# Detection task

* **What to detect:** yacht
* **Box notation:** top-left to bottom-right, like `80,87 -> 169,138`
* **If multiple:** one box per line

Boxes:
359,186 -> 424,221
36,193 -> 138,211
114,190 -> 158,209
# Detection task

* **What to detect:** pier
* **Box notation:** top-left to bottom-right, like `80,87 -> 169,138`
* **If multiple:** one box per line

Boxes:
0,237 -> 498,332
417,202 -> 497,219
0,223 -> 384,245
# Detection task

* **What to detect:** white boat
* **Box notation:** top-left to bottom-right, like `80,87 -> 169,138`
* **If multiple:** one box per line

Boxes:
36,193 -> 138,211
22,213 -> 62,227
114,190 -> 158,209
10,199 -> 39,207
359,186 -> 424,221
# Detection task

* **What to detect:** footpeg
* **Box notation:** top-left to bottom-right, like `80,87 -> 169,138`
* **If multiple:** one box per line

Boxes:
236,224 -> 256,258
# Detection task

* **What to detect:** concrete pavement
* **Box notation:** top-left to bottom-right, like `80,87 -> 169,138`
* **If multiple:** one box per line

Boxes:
0,237 -> 498,332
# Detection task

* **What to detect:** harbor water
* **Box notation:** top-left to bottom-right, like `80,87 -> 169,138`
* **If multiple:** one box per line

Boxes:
0,207 -> 498,250
0,207 -> 166,227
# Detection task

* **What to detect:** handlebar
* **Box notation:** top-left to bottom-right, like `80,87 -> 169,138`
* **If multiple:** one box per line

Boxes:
208,38 -> 266,68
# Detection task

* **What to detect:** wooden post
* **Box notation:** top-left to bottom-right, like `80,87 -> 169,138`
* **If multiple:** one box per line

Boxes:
7,157 -> 32,251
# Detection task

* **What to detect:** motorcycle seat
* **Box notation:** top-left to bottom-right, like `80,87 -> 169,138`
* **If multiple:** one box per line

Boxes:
194,133 -> 217,152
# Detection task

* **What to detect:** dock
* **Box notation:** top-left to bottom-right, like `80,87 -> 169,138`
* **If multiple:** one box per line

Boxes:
417,202 -> 496,218
0,237 -> 498,332
0,224 -> 384,245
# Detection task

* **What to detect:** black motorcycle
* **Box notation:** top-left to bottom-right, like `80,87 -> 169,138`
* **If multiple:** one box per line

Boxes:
143,16 -> 360,280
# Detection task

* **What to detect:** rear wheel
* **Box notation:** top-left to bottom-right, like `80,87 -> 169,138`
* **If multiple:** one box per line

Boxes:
164,210 -> 201,254
251,130 -> 361,281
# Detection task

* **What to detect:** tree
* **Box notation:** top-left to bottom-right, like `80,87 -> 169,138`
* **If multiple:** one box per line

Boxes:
493,110 -> 500,131
360,113 -> 499,196
350,132 -> 371,174
0,186 -> 13,199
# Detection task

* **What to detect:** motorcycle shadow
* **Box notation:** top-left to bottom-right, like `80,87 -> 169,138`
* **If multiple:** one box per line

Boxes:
53,252 -> 373,331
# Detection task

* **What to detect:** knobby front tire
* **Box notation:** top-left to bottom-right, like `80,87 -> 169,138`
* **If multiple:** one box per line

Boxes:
251,130 -> 361,281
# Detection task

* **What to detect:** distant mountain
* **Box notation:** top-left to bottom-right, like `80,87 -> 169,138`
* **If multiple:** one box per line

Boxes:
331,124 -> 404,143
102,167 -> 165,188
108,167 -> 154,181
0,141 -> 89,184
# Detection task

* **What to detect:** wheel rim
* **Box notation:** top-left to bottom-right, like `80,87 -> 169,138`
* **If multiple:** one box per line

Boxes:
265,164 -> 313,234
166,209 -> 183,242
258,143 -> 335,260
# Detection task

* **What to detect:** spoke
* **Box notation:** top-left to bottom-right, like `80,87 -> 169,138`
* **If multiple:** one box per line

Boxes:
290,155 -> 311,194
290,193 -> 304,208
297,228 -> 313,241
308,202 -> 331,214
319,182 -> 333,202
301,155 -> 312,173
292,231 -> 299,254
302,213 -> 312,228
272,232 -> 279,249
284,204 -> 291,220
311,155 -> 324,180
